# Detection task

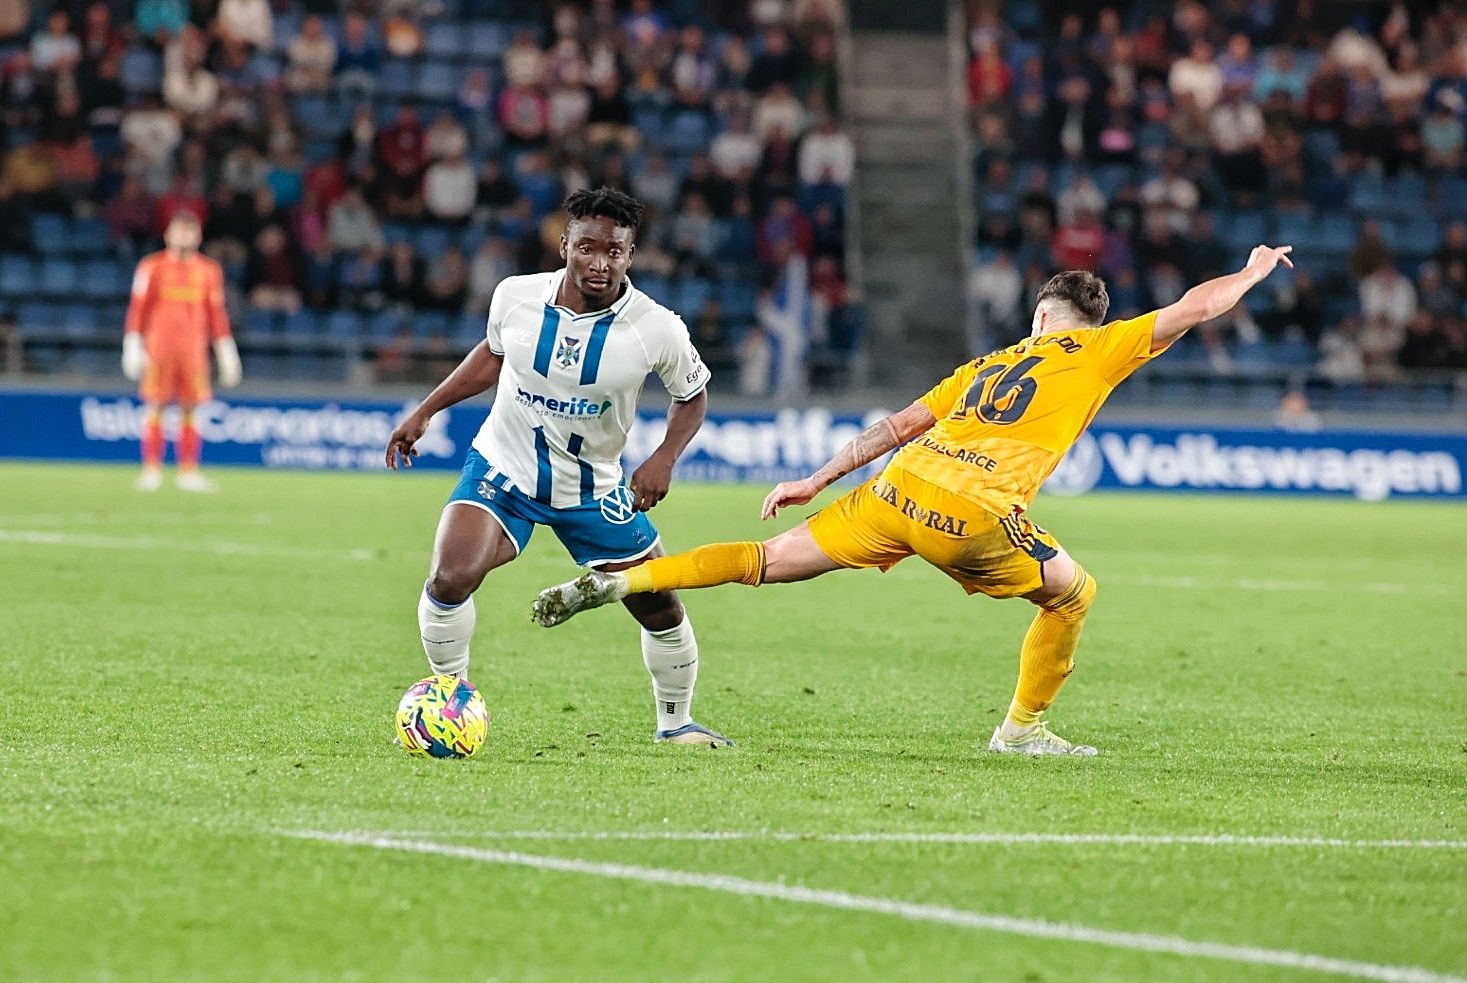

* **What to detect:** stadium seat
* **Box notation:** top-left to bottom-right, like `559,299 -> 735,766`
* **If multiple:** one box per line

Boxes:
31,215 -> 69,256
120,49 -> 162,93
324,310 -> 363,338
466,21 -> 508,57
414,311 -> 450,337
1302,130 -> 1340,170
70,218 -> 111,255
1347,172 -> 1388,215
377,60 -> 415,101
1436,176 -> 1467,218
1314,213 -> 1357,256
59,303 -> 102,339
417,61 -> 458,102
1386,173 -> 1429,217
662,111 -> 712,154
366,310 -> 405,340
1271,211 -> 1312,245
16,302 -> 58,332
1219,211 -> 1268,252
281,309 -> 320,339
78,259 -> 127,300
454,312 -> 484,344
425,22 -> 465,59
672,278 -> 714,318
245,308 -> 279,337
414,226 -> 452,258
293,95 -> 340,138
635,274 -> 671,305
39,259 -> 81,297
717,280 -> 758,321
1396,216 -> 1441,258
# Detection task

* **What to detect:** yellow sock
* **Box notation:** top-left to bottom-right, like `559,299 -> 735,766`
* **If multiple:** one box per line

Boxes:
624,542 -> 766,595
1005,567 -> 1097,731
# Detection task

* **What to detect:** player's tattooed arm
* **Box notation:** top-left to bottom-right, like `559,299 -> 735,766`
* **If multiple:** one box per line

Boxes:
762,402 -> 936,519
810,402 -> 937,490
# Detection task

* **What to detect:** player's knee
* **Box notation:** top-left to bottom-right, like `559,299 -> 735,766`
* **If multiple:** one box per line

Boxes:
1041,566 -> 1096,621
426,566 -> 480,606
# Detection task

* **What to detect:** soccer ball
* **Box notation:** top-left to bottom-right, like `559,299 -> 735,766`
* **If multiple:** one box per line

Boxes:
395,674 -> 490,758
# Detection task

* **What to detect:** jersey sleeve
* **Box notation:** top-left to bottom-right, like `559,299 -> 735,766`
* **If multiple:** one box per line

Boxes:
1087,310 -> 1163,385
917,361 -> 978,419
653,312 -> 711,401
205,260 -> 231,340
123,256 -> 155,337
484,281 -> 509,355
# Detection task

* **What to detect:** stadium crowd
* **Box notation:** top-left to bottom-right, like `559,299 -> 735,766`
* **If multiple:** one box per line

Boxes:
966,0 -> 1467,382
0,0 -> 853,395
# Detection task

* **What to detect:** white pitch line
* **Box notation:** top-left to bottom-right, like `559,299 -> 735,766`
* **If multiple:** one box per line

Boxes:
284,831 -> 1466,983
347,829 -> 1467,850
0,528 -> 374,561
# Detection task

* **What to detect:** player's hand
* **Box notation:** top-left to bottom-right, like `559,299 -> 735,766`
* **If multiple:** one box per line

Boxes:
1245,244 -> 1294,278
629,451 -> 674,511
761,478 -> 821,520
214,337 -> 242,389
121,333 -> 147,381
385,412 -> 428,470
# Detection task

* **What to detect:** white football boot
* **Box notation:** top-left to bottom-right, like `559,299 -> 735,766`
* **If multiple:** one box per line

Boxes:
135,467 -> 163,492
531,570 -> 629,626
988,722 -> 1097,757
175,470 -> 218,493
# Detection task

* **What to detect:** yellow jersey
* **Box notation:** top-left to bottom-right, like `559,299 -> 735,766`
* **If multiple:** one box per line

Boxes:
890,311 -> 1166,516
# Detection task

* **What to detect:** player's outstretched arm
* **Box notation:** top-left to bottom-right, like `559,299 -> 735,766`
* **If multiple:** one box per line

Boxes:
761,401 -> 936,519
386,340 -> 504,469
1152,244 -> 1294,352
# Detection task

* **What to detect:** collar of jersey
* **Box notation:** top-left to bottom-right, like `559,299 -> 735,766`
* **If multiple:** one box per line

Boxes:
545,269 -> 637,320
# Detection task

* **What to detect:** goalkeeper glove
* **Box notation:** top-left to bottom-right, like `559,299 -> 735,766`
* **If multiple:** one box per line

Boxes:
214,337 -> 242,388
121,333 -> 147,381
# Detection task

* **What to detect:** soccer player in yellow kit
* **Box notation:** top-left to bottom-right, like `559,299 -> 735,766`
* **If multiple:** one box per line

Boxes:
532,246 -> 1294,755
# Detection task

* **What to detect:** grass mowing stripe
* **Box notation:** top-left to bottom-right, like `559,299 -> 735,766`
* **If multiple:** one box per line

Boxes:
0,528 -> 375,561
354,830 -> 1467,849
285,831 -> 1467,983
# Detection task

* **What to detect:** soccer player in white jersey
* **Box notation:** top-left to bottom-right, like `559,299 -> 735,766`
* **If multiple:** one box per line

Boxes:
385,188 -> 729,746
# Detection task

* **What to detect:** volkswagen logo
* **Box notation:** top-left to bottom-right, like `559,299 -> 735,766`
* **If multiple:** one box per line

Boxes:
598,486 -> 638,524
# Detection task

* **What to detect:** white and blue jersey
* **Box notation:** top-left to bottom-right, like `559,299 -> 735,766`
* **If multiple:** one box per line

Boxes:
448,270 -> 710,566
473,270 -> 708,508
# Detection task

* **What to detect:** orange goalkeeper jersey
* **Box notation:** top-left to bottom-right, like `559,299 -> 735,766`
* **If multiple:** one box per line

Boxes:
890,311 -> 1167,516
124,251 -> 231,359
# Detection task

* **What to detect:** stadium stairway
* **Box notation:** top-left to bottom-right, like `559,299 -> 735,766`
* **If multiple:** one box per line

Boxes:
845,6 -> 968,390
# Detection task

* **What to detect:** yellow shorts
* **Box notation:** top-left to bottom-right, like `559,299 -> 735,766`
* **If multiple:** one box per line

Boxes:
807,466 -> 1062,598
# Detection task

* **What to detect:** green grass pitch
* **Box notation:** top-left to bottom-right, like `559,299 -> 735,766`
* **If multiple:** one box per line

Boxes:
0,462 -> 1463,983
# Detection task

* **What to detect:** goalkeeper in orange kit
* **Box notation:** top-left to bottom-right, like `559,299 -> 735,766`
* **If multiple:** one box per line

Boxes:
121,213 -> 242,492
532,244 -> 1295,756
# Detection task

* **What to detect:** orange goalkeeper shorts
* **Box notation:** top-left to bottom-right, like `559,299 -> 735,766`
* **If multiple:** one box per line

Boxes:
140,351 -> 211,406
807,465 -> 1063,598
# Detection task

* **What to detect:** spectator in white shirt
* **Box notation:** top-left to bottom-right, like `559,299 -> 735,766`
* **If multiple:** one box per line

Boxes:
797,114 -> 855,187
327,186 -> 386,254
468,238 -> 515,313
1169,40 -> 1224,113
32,11 -> 81,73
286,15 -> 337,93
424,151 -> 478,224
710,109 -> 762,179
1139,149 -> 1199,232
503,29 -> 545,88
753,82 -> 805,144
164,51 -> 219,118
121,97 -> 183,170
967,251 -> 1024,344
215,0 -> 272,49
1359,261 -> 1417,330
1055,175 -> 1106,226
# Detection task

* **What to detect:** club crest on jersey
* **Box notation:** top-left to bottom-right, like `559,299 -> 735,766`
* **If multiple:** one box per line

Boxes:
598,486 -> 638,525
555,335 -> 582,368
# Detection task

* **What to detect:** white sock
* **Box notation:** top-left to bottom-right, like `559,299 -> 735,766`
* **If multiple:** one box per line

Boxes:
641,618 -> 698,733
418,585 -> 476,680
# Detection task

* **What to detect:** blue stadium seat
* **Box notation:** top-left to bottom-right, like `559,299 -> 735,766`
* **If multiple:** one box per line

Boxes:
1315,213 -> 1357,256
1271,211 -> 1312,245
121,49 -> 162,93
425,21 -> 465,59
245,353 -> 292,380
245,308 -> 279,336
281,309 -> 320,339
1347,172 -> 1388,215
636,274 -> 671,305
1386,173 -> 1429,216
293,95 -> 340,138
662,111 -> 712,154
466,21 -> 508,57
1396,216 -> 1441,257
1220,211 -> 1268,251
59,303 -> 101,339
417,61 -> 458,102
672,278 -> 714,318
716,279 -> 758,321
31,215 -> 69,256
378,59 -> 415,101
454,311 -> 484,344
415,226 -> 452,257
1436,176 -> 1467,218
40,259 -> 81,297
383,223 -> 413,246
77,259 -> 127,300
414,311 -> 450,337
17,302 -> 58,332
1302,130 -> 1340,170
366,310 -> 405,340
70,217 -> 111,255
324,310 -> 363,338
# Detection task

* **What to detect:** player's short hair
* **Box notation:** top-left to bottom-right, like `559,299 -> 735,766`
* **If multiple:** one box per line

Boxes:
167,211 -> 202,227
1036,271 -> 1110,326
563,187 -> 646,238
